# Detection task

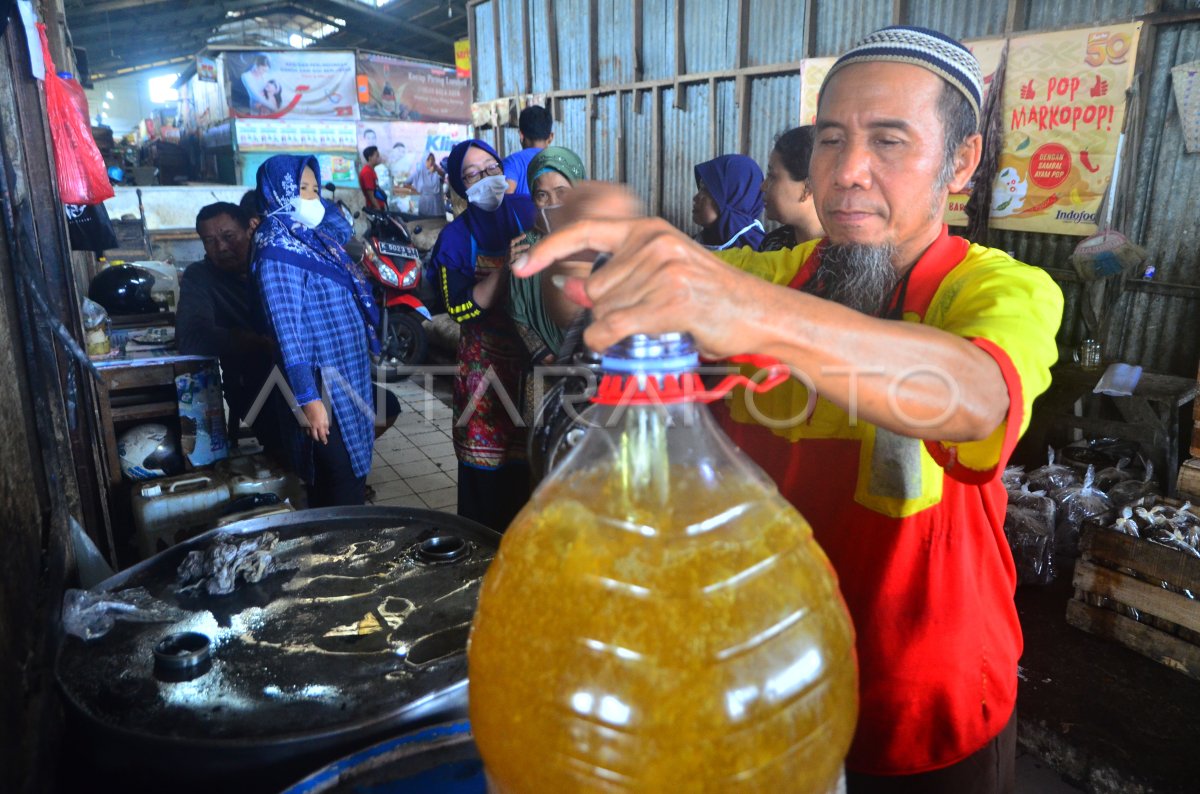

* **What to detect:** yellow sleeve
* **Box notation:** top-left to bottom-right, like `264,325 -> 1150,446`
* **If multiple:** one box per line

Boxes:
924,245 -> 1063,474
714,240 -> 819,286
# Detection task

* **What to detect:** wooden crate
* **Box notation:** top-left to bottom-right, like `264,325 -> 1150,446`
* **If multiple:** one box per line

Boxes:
1178,457 -> 1200,501
1066,522 -> 1200,681
1192,396 -> 1200,457
1192,353 -> 1200,456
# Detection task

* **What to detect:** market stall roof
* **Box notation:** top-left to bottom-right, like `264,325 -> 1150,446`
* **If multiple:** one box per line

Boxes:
65,0 -> 466,80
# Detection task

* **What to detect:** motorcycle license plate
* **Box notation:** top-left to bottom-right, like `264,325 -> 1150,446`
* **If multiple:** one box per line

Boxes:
378,241 -> 419,260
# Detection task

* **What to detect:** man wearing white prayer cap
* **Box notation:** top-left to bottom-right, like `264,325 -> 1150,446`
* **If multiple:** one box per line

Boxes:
516,25 -> 1063,792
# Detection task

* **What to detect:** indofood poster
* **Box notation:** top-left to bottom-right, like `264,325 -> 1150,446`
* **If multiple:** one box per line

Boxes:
990,22 -> 1142,235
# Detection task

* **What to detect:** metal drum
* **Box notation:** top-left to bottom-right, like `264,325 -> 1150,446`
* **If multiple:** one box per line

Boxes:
283,720 -> 485,793
56,507 -> 499,792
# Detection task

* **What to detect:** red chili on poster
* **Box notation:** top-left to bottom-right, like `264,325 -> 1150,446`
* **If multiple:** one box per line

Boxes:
1028,142 -> 1071,189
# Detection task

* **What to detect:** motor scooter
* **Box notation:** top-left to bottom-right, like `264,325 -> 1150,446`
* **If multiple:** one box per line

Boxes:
325,184 -> 431,382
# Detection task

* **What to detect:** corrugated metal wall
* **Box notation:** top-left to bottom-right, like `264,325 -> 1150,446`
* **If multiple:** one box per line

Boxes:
471,2 -> 498,99
598,0 -> 637,84
745,0 -> 808,66
813,0 -> 892,56
746,73 -> 802,172
905,0 -> 1006,40
467,0 -> 1200,375
621,89 -> 655,202
497,0 -> 527,96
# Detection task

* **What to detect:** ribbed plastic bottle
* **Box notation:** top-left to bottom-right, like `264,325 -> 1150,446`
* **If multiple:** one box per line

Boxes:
468,333 -> 858,793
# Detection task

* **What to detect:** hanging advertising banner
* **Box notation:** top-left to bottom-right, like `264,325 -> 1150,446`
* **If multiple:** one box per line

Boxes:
357,52 -> 472,123
798,57 -> 836,126
240,152 -> 359,187
224,50 -> 359,120
989,23 -> 1142,235
455,39 -> 472,79
197,56 -> 218,84
235,119 -> 358,152
356,121 -> 471,212
945,38 -> 1008,226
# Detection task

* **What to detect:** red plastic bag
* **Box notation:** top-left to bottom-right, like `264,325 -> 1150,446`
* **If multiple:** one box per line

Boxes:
37,24 -> 113,205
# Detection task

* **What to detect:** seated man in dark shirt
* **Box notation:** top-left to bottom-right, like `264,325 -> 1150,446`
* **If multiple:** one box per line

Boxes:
176,202 -> 282,457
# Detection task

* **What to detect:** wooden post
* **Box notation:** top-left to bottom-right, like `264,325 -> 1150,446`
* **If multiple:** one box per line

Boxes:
468,0 -> 480,102
651,85 -> 663,217
673,0 -> 685,75
589,0 -> 600,89
1005,0 -> 1028,35
804,0 -> 819,57
491,0 -> 504,154
547,0 -> 560,92
586,92 -> 595,177
736,73 -> 750,156
521,0 -> 532,94
633,0 -> 644,81
709,76 -> 718,158
736,0 -> 749,69
617,89 -> 627,184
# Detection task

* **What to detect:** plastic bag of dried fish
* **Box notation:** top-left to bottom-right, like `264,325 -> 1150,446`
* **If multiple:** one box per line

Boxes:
1005,484 -> 1057,584
1095,457 -> 1136,491
1052,466 -> 1113,557
1002,465 -> 1026,491
177,531 -> 280,596
1027,447 -> 1078,493
1106,460 -> 1159,508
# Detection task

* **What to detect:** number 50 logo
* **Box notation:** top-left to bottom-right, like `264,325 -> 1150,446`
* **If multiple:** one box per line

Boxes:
1085,31 -> 1132,67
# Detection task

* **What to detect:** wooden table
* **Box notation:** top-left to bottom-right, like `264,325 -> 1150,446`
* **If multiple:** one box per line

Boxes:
1024,364 -> 1198,496
91,344 -> 217,486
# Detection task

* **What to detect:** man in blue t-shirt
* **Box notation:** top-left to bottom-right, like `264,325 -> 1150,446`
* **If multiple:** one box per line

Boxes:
501,105 -> 554,196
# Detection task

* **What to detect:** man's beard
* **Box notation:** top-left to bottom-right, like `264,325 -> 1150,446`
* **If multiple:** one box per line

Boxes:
805,242 -> 901,316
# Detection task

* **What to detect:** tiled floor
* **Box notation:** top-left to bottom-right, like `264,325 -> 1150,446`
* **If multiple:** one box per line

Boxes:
367,378 -> 459,512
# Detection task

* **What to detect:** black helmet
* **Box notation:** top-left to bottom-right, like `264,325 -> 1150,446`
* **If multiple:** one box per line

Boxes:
88,265 -> 160,315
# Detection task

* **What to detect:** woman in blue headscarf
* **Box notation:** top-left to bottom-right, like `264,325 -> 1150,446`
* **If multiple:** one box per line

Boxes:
430,139 -> 536,531
692,153 -> 766,250
252,154 -> 379,507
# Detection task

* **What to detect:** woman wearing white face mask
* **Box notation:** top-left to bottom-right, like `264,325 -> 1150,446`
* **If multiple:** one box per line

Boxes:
429,139 -> 537,531
251,154 -> 380,507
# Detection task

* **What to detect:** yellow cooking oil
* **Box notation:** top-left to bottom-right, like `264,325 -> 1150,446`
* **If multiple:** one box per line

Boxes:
469,370 -> 858,792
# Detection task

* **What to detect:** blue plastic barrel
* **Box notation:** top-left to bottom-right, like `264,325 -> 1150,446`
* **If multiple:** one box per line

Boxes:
283,720 -> 486,793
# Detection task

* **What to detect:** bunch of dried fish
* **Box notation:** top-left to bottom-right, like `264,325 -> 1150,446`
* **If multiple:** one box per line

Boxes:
177,531 -> 280,596
1108,503 -> 1200,559
1027,447 -> 1079,493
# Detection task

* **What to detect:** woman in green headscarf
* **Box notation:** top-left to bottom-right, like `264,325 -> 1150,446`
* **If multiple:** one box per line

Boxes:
507,145 -> 586,365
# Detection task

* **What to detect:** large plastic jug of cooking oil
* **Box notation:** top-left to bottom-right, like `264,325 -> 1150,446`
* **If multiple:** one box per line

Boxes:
468,333 -> 858,793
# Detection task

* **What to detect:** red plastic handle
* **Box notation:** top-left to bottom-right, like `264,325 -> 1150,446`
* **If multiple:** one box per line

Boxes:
591,355 -> 791,405
704,355 -> 792,401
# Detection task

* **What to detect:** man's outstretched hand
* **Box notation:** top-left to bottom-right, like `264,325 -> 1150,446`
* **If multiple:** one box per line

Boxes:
512,184 -> 762,358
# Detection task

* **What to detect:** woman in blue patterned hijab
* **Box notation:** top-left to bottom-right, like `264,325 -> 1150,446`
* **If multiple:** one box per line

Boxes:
252,154 -> 379,507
